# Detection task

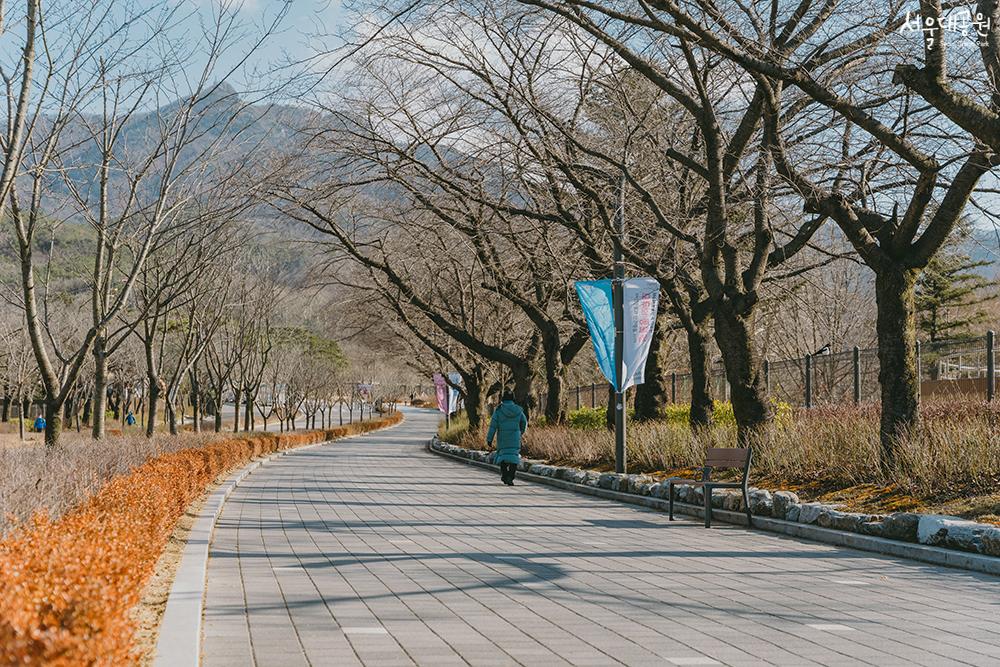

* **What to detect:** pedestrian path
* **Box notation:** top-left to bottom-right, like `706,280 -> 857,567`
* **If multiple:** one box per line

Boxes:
201,408 -> 1000,666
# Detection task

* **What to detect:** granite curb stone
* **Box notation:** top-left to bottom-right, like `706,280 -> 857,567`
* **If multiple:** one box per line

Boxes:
430,437 -> 1000,571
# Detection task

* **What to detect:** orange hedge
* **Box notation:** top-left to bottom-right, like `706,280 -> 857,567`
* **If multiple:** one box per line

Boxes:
0,412 -> 403,665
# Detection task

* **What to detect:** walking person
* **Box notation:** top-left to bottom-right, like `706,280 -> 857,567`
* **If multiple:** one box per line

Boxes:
487,391 -> 527,486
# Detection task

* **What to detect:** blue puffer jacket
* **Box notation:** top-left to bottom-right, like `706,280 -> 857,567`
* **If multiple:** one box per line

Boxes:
487,401 -> 527,464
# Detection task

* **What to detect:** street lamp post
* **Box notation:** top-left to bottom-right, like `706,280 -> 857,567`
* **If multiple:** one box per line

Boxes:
613,172 -> 627,474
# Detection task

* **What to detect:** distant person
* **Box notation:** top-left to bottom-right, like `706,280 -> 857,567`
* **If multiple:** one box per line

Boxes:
125,411 -> 136,426
487,391 -> 527,486
33,415 -> 45,433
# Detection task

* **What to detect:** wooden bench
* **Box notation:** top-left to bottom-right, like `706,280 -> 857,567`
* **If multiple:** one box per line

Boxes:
667,448 -> 753,528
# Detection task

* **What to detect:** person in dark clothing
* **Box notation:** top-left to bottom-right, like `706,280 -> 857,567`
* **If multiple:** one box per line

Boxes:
486,392 -> 527,486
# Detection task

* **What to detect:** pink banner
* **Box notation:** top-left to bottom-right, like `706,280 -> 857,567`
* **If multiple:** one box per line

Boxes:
433,373 -> 448,413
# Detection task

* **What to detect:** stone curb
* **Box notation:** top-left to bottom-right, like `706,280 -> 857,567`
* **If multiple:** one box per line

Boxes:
155,418 -> 405,667
426,441 -> 1000,578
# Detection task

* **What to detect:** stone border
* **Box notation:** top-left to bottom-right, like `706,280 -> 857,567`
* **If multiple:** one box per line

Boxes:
428,438 -> 1000,577
155,417 -> 405,666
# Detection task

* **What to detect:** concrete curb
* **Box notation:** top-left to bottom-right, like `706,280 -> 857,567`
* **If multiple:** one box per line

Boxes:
155,417 -> 405,667
427,442 -> 1000,578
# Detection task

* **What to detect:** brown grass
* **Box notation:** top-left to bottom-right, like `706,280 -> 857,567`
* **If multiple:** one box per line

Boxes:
446,403 -> 1000,519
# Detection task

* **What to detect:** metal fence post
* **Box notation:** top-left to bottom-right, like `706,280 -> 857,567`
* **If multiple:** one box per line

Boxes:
988,330 -> 995,402
591,383 -> 596,408
763,358 -> 770,395
575,385 -> 581,410
804,354 -> 812,408
671,372 -> 677,404
853,346 -> 861,405
915,340 -> 921,403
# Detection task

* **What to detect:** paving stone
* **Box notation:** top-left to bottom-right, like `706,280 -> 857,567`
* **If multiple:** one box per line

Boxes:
201,408 -> 1000,667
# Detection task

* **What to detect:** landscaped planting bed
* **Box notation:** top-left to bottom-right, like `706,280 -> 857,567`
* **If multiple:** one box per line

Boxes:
0,412 -> 402,665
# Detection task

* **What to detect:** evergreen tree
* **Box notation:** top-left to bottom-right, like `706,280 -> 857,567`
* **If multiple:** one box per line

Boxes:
915,224 -> 994,343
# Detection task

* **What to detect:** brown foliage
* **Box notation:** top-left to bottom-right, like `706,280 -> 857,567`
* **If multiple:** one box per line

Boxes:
0,412 -> 402,665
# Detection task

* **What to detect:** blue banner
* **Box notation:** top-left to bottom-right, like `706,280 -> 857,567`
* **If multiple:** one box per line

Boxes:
575,277 -> 661,391
575,279 -> 617,388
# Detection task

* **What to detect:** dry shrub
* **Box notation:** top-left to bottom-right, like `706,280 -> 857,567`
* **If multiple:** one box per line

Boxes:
456,401 -> 1000,494
1,431 -> 218,537
0,411 -> 402,665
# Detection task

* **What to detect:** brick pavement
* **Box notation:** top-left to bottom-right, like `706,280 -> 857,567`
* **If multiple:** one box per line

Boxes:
201,408 -> 1000,666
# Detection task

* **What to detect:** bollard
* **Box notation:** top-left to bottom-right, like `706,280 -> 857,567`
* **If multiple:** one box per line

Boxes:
671,372 -> 676,404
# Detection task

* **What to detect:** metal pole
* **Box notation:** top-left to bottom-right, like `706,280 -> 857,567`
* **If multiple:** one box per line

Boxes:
763,358 -> 770,395
576,385 -> 581,410
915,340 -> 922,403
853,346 -> 861,405
988,331 -> 995,401
671,372 -> 677,404
613,172 -> 626,475
591,383 -> 596,408
804,354 -> 812,408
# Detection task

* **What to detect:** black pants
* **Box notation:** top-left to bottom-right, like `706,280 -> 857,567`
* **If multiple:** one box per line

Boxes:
499,462 -> 517,484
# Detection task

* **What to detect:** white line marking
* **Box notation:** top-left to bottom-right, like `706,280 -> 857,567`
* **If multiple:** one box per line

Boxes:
342,627 -> 389,635
807,624 -> 853,632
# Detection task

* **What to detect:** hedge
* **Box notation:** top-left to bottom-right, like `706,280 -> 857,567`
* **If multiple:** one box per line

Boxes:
0,412 -> 402,665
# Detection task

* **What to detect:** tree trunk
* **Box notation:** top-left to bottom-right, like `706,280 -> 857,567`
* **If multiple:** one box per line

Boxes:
464,376 -> 485,433
875,267 -> 921,471
166,400 -> 179,436
686,324 -> 714,427
511,364 -> 534,420
44,399 -> 62,447
540,332 -> 566,423
243,396 -> 252,432
2,393 -> 10,422
190,369 -> 201,433
713,305 -> 772,444
146,377 -> 160,437
633,322 -> 669,421
214,392 -> 224,432
82,397 -> 92,426
92,336 -> 108,439
232,387 -> 241,433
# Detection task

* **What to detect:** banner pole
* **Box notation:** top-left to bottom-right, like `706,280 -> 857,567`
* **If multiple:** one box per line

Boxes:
614,172 -> 627,475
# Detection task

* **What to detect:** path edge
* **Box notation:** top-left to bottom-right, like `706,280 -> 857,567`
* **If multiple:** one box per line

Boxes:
426,441 -> 1000,578
154,416 -> 405,667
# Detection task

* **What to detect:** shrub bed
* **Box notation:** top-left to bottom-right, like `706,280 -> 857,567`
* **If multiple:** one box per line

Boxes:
0,412 -> 402,665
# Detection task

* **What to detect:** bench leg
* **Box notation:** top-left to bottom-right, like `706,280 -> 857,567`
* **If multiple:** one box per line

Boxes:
668,483 -> 674,520
743,486 -> 752,528
704,487 -> 712,528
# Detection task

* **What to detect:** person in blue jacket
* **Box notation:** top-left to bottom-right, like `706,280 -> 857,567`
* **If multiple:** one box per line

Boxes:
33,415 -> 46,433
487,391 -> 527,486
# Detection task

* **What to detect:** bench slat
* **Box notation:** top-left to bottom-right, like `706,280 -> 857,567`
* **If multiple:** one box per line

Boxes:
704,448 -> 750,467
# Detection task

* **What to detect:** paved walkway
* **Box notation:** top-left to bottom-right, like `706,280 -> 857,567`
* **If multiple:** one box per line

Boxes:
202,408 -> 1000,666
